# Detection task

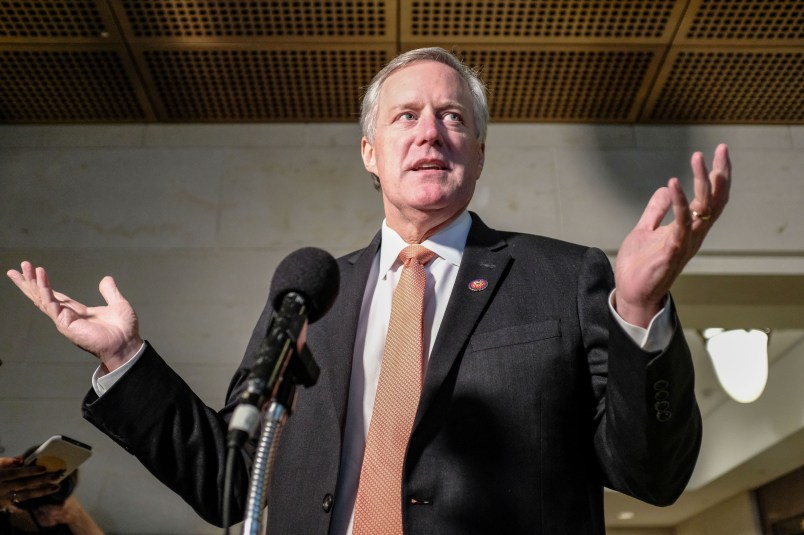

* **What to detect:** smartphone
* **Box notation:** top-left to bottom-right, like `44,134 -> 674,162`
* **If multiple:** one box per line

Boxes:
24,435 -> 92,482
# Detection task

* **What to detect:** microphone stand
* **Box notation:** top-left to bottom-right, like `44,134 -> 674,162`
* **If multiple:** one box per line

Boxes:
241,381 -> 293,535
239,336 -> 320,535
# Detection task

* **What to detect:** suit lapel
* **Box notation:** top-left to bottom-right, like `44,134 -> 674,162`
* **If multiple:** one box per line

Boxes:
322,231 -> 382,434
319,218 -> 510,435
414,214 -> 511,429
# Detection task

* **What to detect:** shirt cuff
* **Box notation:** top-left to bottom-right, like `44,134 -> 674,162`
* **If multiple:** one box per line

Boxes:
91,342 -> 146,397
608,290 -> 674,352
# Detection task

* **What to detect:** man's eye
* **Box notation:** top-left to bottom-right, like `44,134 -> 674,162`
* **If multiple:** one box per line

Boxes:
399,112 -> 415,120
444,112 -> 463,122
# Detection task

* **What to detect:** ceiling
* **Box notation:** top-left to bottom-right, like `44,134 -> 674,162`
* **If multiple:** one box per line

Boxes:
1,0 -> 802,124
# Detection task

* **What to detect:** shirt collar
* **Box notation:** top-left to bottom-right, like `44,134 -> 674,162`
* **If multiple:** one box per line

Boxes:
379,211 -> 471,276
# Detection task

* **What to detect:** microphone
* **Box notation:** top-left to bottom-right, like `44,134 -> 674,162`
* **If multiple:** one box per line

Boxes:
227,247 -> 339,447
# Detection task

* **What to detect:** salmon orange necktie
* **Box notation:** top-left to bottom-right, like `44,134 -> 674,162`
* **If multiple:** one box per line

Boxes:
353,244 -> 436,535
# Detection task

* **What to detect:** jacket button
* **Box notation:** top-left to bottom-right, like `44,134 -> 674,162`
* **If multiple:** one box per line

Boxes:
322,494 -> 334,512
653,379 -> 670,390
656,410 -> 672,422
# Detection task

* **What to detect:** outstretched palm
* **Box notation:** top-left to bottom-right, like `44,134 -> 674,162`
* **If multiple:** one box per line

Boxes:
7,262 -> 143,370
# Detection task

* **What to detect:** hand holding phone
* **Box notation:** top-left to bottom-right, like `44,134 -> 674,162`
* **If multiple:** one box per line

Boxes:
24,435 -> 92,483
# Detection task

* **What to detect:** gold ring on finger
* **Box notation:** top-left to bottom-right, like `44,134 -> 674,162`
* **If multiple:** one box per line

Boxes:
691,209 -> 712,221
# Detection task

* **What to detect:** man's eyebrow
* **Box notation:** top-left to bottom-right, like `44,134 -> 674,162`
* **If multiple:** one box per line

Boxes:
387,99 -> 469,112
387,99 -> 422,111
438,99 -> 468,109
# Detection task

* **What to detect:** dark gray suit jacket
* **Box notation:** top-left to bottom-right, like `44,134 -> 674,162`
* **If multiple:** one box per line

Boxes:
83,213 -> 702,534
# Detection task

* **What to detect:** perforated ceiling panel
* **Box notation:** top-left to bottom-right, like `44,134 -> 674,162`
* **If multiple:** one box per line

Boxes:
138,46 -> 392,121
677,0 -> 804,44
0,0 -> 802,124
644,48 -> 804,122
113,0 -> 395,42
454,46 -> 661,122
0,46 -> 148,122
401,0 -> 685,43
0,0 -> 118,42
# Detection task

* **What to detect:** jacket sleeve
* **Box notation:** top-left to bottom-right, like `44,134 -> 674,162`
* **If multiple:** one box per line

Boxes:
580,247 -> 703,506
81,296 -> 277,527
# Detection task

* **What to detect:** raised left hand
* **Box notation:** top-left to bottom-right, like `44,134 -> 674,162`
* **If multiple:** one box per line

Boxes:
614,143 -> 731,327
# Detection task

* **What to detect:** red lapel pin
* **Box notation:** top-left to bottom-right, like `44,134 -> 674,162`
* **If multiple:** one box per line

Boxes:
468,279 -> 489,292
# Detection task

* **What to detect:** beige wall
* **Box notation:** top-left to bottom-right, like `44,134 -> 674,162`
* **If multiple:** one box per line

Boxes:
676,491 -> 760,535
609,529 -> 674,535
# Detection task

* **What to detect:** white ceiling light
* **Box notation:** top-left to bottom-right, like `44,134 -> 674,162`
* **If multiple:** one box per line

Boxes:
703,329 -> 769,404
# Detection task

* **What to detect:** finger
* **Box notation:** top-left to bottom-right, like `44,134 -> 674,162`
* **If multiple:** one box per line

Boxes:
33,269 -> 74,311
0,457 -> 23,469
6,267 -> 23,284
10,481 -> 60,503
2,476 -> 58,507
21,260 -> 36,281
668,177 -> 692,230
690,151 -> 712,212
35,266 -> 64,320
635,186 -> 672,231
14,472 -> 60,491
709,143 -> 732,217
0,465 -> 47,483
6,262 -> 38,299
98,275 -> 126,306
712,143 -> 731,180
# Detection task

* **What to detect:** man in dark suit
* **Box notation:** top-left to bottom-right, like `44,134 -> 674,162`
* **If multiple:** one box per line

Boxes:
8,47 -> 731,534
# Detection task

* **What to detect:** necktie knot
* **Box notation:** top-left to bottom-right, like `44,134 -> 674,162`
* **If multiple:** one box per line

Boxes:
399,244 -> 436,268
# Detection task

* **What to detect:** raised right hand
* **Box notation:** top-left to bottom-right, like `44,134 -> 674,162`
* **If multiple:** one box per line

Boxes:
7,261 -> 143,372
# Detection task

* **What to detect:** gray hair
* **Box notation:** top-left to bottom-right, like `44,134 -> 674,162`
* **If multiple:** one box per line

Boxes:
360,47 -> 489,145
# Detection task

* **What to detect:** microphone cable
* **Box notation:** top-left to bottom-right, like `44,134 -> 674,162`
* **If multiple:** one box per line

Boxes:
222,443 -> 238,534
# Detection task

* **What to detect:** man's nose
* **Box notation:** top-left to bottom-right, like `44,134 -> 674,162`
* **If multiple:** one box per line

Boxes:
416,113 -> 442,146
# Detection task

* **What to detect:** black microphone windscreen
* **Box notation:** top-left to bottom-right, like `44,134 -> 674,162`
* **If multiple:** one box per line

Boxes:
268,247 -> 340,323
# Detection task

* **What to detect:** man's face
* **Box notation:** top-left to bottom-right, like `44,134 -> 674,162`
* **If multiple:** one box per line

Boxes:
362,60 -> 485,236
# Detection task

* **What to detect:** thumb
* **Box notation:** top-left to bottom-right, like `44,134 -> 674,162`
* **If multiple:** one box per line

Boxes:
98,275 -> 126,305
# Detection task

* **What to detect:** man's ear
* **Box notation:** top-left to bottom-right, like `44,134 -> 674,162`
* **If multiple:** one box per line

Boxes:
477,143 -> 485,177
361,136 -> 378,176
